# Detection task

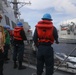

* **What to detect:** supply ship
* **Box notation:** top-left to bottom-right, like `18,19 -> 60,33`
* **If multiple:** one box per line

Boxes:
58,18 -> 76,43
0,0 -> 76,75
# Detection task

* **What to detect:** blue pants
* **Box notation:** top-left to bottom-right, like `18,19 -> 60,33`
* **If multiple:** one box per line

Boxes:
13,44 -> 24,62
37,45 -> 54,75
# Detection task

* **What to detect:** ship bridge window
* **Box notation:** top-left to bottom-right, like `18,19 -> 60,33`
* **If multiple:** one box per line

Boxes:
11,21 -> 16,28
5,15 -> 10,26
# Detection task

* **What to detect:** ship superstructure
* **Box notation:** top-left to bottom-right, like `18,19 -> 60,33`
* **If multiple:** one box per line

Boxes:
0,0 -> 16,28
10,0 -> 32,41
0,0 -> 32,41
58,18 -> 76,43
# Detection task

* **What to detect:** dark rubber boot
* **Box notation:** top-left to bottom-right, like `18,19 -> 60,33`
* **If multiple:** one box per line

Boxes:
18,61 -> 26,70
13,61 -> 17,69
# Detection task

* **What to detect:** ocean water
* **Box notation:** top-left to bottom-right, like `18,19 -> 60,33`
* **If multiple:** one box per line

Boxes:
52,43 -> 76,56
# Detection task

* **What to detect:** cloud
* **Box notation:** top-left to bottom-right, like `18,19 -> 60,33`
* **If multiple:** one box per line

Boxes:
14,0 -> 76,30
20,0 -> 76,14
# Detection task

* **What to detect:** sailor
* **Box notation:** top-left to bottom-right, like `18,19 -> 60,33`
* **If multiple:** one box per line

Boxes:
9,28 -> 14,46
13,22 -> 27,70
3,25 -> 10,62
0,14 -> 5,75
33,13 -> 59,75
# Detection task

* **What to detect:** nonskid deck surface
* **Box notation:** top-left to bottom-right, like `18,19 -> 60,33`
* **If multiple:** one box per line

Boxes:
3,59 -> 74,75
4,43 -> 76,75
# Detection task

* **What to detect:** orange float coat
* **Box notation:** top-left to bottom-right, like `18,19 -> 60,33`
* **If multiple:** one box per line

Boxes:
36,20 -> 54,44
13,27 -> 23,40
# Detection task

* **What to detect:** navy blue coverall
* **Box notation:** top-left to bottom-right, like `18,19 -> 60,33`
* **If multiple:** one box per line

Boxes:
13,29 -> 27,69
33,25 -> 59,75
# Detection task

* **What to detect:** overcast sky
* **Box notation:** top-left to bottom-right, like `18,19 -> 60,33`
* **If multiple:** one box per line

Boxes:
9,0 -> 76,31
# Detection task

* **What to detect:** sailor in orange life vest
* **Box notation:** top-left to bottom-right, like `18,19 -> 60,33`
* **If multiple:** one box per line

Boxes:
13,22 -> 27,70
33,13 -> 59,75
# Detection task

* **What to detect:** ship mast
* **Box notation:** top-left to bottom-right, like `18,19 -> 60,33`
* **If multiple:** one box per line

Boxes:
12,0 -> 18,18
10,0 -> 31,21
0,0 -> 3,14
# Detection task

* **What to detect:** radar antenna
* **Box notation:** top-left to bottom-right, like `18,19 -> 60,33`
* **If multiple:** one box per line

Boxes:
10,0 -> 31,20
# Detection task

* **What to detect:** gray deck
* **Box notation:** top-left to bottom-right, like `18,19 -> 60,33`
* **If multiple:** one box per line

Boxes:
3,43 -> 76,75
3,59 -> 74,75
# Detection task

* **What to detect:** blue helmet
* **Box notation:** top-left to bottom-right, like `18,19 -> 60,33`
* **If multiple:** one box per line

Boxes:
17,22 -> 23,27
3,25 -> 10,29
42,13 -> 52,20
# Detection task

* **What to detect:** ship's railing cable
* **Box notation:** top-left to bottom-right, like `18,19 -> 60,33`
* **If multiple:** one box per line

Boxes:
54,46 -> 76,72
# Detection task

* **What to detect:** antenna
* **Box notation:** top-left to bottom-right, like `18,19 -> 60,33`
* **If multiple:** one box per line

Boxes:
10,0 -> 31,20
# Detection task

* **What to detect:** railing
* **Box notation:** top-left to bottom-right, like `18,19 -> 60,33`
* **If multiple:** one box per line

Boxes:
54,47 -> 76,74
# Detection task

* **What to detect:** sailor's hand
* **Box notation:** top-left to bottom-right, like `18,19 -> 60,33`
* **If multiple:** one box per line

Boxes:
35,43 -> 39,48
56,41 -> 59,44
